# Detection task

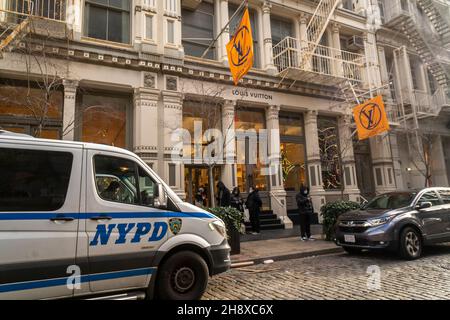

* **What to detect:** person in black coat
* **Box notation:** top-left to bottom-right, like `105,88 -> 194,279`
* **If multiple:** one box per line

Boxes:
230,187 -> 244,212
245,186 -> 262,234
216,181 -> 231,207
295,185 -> 315,241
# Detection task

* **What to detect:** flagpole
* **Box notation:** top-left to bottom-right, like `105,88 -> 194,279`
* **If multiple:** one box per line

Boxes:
200,0 -> 249,59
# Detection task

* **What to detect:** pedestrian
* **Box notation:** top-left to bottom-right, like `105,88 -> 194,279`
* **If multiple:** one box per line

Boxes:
245,186 -> 262,234
194,187 -> 204,207
230,187 -> 244,212
216,181 -> 231,207
296,185 -> 315,241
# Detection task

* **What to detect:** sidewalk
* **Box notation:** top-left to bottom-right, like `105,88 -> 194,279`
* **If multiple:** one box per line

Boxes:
231,234 -> 343,267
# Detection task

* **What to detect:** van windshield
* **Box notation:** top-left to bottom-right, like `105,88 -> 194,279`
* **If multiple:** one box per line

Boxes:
364,192 -> 416,210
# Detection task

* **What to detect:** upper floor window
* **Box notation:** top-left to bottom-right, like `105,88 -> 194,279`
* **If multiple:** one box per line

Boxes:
182,1 -> 215,59
84,0 -> 131,44
145,14 -> 154,41
229,5 -> 260,68
167,19 -> 175,44
342,0 -> 354,11
165,0 -> 178,15
271,16 -> 294,46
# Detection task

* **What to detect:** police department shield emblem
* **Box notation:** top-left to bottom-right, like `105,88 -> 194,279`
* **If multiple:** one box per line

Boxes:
169,218 -> 182,235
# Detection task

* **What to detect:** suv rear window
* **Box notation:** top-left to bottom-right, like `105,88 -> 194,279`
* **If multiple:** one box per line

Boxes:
0,148 -> 73,211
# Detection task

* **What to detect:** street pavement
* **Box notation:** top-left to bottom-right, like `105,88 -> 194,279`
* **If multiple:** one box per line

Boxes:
204,244 -> 450,300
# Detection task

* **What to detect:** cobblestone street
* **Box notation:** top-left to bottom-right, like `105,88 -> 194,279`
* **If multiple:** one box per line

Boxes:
204,245 -> 450,300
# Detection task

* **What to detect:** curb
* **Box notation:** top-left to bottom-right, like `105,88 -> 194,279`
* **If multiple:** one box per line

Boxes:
230,247 -> 344,268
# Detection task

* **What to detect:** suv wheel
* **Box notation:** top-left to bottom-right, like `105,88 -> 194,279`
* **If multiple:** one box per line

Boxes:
156,251 -> 209,300
343,246 -> 363,255
399,227 -> 422,260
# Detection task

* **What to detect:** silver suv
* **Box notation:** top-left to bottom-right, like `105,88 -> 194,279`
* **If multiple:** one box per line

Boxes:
335,188 -> 450,260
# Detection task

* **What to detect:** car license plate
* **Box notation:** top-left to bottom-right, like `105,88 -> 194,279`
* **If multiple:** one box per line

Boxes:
344,235 -> 356,243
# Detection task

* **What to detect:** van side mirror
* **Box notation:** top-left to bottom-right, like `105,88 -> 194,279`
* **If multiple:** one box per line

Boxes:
416,201 -> 432,210
154,183 -> 168,209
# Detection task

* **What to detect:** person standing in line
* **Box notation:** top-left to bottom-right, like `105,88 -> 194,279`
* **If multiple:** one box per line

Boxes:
245,186 -> 262,234
230,187 -> 244,212
296,185 -> 315,241
216,181 -> 231,207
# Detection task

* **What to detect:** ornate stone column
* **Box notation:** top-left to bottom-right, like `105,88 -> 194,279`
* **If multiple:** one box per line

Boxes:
266,105 -> 291,228
331,23 -> 344,77
299,13 -> 312,71
133,87 -> 159,165
221,99 -> 237,189
338,115 -> 362,202
162,90 -> 185,200
218,0 -> 230,64
262,1 -> 277,74
377,46 -> 392,99
389,132 -> 406,190
305,111 -> 326,221
369,132 -> 397,194
62,79 -> 78,141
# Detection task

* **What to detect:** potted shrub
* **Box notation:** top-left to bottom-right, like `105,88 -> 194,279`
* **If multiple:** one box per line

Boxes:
207,207 -> 243,255
321,200 -> 360,241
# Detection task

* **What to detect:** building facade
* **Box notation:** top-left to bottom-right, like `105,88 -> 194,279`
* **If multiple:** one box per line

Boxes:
0,0 -> 449,228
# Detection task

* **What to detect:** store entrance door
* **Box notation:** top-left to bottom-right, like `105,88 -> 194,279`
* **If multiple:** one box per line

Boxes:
184,166 -> 221,207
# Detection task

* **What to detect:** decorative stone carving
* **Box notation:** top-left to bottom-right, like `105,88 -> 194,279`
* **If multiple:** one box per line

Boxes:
144,73 -> 156,88
166,76 -> 178,91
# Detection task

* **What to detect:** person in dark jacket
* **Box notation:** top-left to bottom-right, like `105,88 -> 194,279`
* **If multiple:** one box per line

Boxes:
245,186 -> 262,234
296,185 -> 315,241
216,181 -> 231,207
230,187 -> 244,212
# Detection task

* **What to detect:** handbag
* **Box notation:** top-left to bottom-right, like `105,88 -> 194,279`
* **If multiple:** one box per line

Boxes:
243,204 -> 250,223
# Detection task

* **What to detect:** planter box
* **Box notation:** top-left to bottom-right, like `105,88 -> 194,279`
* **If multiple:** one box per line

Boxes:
228,225 -> 241,255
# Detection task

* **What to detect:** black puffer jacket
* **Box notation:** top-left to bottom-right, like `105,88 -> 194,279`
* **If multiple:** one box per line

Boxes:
296,186 -> 314,214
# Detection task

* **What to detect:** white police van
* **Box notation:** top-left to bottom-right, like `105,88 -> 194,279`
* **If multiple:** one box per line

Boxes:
0,130 -> 231,300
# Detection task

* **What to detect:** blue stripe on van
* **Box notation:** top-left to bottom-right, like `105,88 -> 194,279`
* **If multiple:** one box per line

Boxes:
0,211 -> 215,220
0,267 -> 155,293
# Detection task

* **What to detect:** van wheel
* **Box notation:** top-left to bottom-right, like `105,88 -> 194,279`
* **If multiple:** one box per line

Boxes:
343,247 -> 363,255
156,251 -> 209,300
399,227 -> 422,260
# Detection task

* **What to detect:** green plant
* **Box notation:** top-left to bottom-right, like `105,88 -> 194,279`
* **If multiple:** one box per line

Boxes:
207,207 -> 244,235
321,200 -> 360,241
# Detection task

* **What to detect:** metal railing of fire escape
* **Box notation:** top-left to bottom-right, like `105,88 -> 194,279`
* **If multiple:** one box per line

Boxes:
385,0 -> 450,126
0,0 -> 67,56
385,0 -> 450,88
273,0 -> 348,87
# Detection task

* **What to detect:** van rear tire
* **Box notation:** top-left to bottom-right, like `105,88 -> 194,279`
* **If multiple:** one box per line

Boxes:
156,251 -> 209,300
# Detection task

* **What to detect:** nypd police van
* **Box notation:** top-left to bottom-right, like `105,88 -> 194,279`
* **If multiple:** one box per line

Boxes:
0,130 -> 231,300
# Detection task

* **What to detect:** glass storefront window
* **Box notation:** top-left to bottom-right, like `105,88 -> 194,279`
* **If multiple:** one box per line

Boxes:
184,166 -> 221,207
235,108 -> 267,192
318,117 -> 342,190
0,84 -> 63,138
279,113 -> 304,137
281,142 -> 307,191
80,93 -> 129,148
182,100 -> 222,162
279,113 -> 306,191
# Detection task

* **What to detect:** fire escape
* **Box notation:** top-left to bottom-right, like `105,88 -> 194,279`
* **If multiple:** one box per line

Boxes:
273,0 -> 366,110
0,0 -> 67,58
384,0 -> 450,126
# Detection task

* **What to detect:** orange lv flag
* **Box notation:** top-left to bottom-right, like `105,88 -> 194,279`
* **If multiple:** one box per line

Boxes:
353,95 -> 390,140
226,8 -> 254,85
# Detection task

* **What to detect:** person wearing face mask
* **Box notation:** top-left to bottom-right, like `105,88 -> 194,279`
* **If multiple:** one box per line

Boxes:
296,185 -> 315,241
